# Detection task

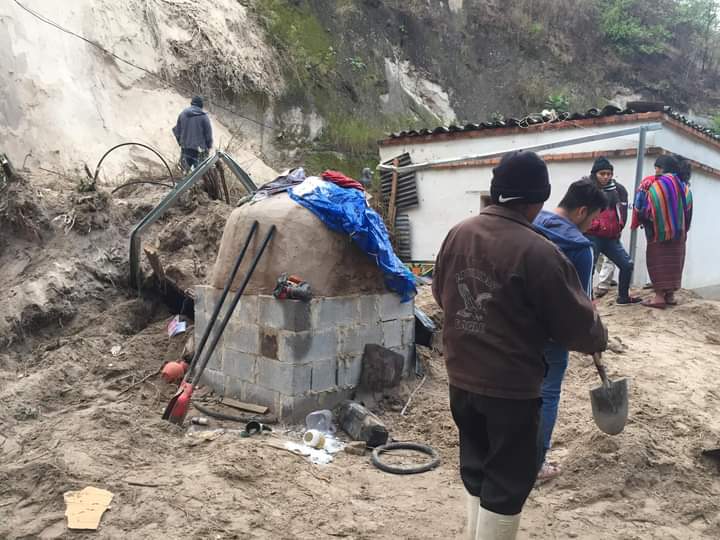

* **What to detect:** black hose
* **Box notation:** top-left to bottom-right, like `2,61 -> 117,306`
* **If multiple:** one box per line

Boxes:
192,401 -> 278,424
93,142 -> 175,185
371,442 -> 441,475
111,180 -> 174,193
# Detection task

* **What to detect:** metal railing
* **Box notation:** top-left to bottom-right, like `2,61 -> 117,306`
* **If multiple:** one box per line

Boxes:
128,151 -> 257,290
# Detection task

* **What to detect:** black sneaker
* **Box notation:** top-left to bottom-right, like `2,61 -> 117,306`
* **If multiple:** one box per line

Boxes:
617,296 -> 642,306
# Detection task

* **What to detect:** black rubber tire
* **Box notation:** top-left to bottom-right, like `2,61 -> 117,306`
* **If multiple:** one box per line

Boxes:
371,442 -> 440,475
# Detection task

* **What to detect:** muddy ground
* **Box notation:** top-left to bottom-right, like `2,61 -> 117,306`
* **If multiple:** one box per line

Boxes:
2,173 -> 720,539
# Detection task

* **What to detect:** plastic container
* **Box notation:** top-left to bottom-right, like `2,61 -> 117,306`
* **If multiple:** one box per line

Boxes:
305,409 -> 336,434
303,429 -> 326,449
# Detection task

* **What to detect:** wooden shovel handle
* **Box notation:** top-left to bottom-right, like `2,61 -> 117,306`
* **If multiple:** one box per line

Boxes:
592,353 -> 611,388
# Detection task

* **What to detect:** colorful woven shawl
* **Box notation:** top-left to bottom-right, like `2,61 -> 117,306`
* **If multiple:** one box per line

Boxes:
632,174 -> 692,242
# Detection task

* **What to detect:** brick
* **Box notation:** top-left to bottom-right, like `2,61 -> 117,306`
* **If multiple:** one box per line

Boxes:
311,358 -> 338,392
258,296 -> 311,331
222,350 -> 256,382
401,317 -> 415,347
193,285 -> 207,314
223,322 -> 260,355
312,296 -> 360,328
242,383 -> 280,411
337,354 -> 363,388
382,319 -> 402,348
256,357 -> 312,395
278,329 -> 338,363
379,294 -> 413,321
200,369 -> 225,395
358,294 -> 379,324
230,296 -> 258,325
338,323 -> 383,356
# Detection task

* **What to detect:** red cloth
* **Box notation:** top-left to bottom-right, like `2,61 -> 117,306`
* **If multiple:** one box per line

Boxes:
322,170 -> 365,191
646,237 -> 686,292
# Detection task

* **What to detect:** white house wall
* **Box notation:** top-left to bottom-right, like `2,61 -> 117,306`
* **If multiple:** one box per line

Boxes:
382,125 -> 720,292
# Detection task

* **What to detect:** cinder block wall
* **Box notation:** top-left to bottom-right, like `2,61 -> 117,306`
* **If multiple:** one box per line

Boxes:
194,286 -> 415,421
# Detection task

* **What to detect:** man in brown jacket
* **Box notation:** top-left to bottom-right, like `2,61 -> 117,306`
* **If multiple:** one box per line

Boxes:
433,151 -> 607,539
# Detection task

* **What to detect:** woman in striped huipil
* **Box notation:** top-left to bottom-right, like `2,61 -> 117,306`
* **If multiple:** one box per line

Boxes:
631,155 -> 693,309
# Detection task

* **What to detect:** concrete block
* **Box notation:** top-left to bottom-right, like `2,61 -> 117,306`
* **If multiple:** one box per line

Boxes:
382,319 -> 403,348
242,382 -> 280,410
379,294 -> 413,321
230,296 -> 259,326
224,322 -> 260,355
312,296 -> 360,328
358,294 -> 379,323
338,323 -> 383,356
389,345 -> 416,376
260,328 -> 279,360
223,375 -> 243,399
207,348 -> 222,371
194,308 -> 208,342
361,344 -> 403,390
278,329 -> 338,363
199,369 -> 225,395
401,317 -> 416,347
277,388 -> 354,423
222,350 -> 256,382
311,357 -> 338,392
258,296 -> 312,331
256,357 -> 312,394
337,354 -> 363,388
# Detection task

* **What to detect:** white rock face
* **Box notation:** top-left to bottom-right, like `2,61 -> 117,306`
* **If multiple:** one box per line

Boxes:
382,58 -> 456,125
0,0 -> 279,184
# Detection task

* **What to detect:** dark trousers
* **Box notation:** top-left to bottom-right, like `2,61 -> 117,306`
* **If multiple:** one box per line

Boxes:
450,385 -> 543,515
588,236 -> 634,299
180,148 -> 202,171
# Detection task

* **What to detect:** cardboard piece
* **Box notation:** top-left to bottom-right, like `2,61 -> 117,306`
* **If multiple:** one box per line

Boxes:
64,486 -> 114,530
221,397 -> 269,415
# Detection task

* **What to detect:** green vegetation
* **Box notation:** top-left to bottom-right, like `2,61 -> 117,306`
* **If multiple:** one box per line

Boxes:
256,0 -> 337,84
599,0 -> 719,61
545,94 -> 571,113
711,114 -> 720,134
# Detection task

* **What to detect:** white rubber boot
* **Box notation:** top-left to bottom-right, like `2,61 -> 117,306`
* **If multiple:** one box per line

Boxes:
475,506 -> 521,540
465,493 -> 481,540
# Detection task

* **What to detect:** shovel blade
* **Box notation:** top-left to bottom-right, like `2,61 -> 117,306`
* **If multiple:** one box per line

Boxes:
163,382 -> 193,425
590,377 -> 628,435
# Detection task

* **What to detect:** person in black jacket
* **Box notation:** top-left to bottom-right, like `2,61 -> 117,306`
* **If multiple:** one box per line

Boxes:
172,96 -> 213,171
584,157 -> 641,305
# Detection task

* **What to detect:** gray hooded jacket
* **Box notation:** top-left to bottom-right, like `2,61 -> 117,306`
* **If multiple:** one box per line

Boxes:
172,106 -> 213,151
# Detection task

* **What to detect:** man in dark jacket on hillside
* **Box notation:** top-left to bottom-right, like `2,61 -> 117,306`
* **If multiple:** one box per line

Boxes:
584,156 -> 641,305
432,151 -> 607,539
172,96 -> 213,171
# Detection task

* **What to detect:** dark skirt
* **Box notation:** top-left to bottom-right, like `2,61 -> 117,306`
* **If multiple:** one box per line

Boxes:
646,238 -> 686,292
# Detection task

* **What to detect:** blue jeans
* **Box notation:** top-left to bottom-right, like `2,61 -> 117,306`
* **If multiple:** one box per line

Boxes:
588,236 -> 634,299
541,342 -> 569,461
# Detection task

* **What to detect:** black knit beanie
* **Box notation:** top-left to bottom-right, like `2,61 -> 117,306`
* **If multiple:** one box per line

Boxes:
591,156 -> 613,174
191,96 -> 204,108
655,154 -> 679,174
490,151 -> 551,205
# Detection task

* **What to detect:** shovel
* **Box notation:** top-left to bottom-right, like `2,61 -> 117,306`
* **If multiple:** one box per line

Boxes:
589,353 -> 628,435
162,221 -> 268,424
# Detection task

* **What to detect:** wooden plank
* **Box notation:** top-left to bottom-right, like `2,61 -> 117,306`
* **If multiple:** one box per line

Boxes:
220,397 -> 269,415
143,245 -> 165,283
388,158 -> 399,234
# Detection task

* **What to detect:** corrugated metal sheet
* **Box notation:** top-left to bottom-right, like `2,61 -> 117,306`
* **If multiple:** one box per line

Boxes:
380,153 -> 418,209
386,105 -> 720,143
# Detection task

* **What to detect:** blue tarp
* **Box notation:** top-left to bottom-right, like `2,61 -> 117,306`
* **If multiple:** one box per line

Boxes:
289,177 -> 417,302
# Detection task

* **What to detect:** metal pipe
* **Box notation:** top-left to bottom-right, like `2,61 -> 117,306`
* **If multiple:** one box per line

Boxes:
628,126 -> 648,265
93,142 -> 175,185
377,124 -> 663,174
218,151 -> 258,194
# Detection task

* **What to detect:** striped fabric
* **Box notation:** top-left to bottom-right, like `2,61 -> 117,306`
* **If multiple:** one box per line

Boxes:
632,174 -> 693,242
